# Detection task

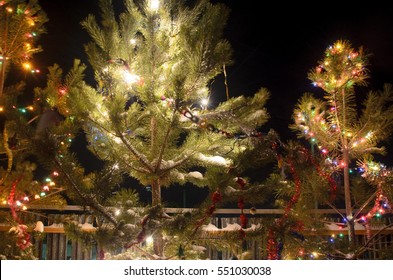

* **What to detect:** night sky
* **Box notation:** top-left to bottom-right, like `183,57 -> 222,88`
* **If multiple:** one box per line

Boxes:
29,1 -> 393,205
34,0 -> 393,139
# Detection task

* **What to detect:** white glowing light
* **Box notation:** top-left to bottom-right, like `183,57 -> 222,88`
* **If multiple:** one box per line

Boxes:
149,0 -> 160,11
130,38 -> 136,45
115,209 -> 121,216
201,98 -> 209,107
146,236 -> 154,244
113,137 -> 122,144
123,71 -> 140,84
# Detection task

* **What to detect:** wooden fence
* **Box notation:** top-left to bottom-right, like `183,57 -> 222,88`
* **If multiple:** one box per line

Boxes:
1,206 -> 392,259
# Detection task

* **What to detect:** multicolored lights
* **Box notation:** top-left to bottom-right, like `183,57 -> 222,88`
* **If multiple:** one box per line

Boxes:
2,171 -> 62,212
1,1 -> 44,75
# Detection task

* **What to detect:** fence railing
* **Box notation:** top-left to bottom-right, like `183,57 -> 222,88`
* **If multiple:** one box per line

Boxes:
1,205 -> 392,259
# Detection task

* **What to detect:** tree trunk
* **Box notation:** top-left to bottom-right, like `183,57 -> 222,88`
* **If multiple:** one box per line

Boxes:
343,148 -> 356,249
0,12 -> 8,98
0,59 -> 7,97
149,115 -> 164,256
151,178 -> 163,256
151,178 -> 161,207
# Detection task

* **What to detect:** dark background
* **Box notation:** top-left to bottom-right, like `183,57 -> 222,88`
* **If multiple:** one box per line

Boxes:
26,0 -> 393,206
33,0 -> 393,139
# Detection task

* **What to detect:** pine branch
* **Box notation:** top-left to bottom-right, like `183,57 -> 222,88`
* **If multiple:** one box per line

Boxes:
353,190 -> 377,219
2,127 -> 13,178
5,8 -> 26,56
53,157 -> 118,227
110,145 -> 151,174
353,223 -> 393,259
359,147 -> 385,155
118,132 -> 154,172
324,200 -> 346,221
128,245 -> 158,260
154,109 -> 177,172
159,152 -> 196,174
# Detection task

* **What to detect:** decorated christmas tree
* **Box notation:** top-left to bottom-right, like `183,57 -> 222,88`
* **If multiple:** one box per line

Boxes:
287,40 -> 393,258
31,0 -> 277,259
0,0 -> 47,182
3,1 -> 393,261
0,0 -> 68,259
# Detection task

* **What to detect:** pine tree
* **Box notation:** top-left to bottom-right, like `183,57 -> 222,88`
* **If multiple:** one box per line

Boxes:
290,40 -> 393,254
32,0 -> 275,258
0,0 -> 47,182
0,0 -> 67,259
0,0 -> 47,97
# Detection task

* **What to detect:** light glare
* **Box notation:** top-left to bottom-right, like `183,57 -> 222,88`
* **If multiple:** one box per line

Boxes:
150,0 -> 159,11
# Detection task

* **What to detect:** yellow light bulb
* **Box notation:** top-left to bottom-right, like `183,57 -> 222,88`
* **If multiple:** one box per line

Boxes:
23,62 -> 31,70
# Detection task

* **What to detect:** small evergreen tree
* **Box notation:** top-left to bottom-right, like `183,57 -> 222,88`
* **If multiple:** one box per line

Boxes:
0,0 -> 47,96
290,40 -> 393,255
0,0 -> 66,260
33,0 -> 276,258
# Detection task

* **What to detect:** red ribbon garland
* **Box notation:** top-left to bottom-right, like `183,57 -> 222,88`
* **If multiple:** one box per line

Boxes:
305,148 -> 337,202
124,214 -> 150,249
267,229 -> 279,260
363,186 -> 390,221
173,101 -> 339,258
193,190 -> 222,235
267,155 -> 302,260
8,179 -> 32,250
235,177 -> 248,239
266,146 -> 338,259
